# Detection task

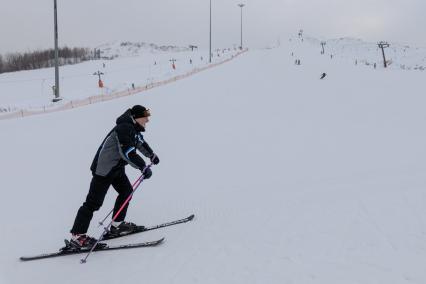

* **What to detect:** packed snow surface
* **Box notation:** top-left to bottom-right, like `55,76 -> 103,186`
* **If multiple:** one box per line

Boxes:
1,37 -> 426,283
0,43 -> 237,112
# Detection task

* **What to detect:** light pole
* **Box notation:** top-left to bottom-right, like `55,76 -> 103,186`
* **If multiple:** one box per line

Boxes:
209,0 -> 212,63
238,4 -> 245,50
53,0 -> 61,102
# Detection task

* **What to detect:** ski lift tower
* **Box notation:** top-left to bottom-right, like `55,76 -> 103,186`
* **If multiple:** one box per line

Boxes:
378,41 -> 390,68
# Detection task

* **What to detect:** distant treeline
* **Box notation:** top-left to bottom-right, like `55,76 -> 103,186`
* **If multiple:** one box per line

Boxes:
0,47 -> 91,74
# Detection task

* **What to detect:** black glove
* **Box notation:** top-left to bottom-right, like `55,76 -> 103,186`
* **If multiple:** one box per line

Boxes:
150,153 -> 160,165
143,168 -> 152,179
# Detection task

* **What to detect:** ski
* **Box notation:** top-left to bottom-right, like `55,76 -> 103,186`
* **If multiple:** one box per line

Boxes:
102,214 -> 195,240
19,238 -> 164,262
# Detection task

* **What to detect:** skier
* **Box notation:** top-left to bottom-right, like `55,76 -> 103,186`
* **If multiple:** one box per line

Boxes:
69,105 -> 160,249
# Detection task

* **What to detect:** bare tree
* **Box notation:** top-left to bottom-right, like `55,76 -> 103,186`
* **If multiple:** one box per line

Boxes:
0,47 -> 90,73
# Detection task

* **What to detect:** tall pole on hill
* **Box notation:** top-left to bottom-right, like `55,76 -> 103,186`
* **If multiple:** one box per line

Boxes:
53,0 -> 61,101
378,41 -> 390,68
238,4 -> 245,49
320,41 -> 326,54
209,0 -> 212,63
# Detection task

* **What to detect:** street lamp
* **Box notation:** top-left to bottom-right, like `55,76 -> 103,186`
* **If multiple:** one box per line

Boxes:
209,0 -> 212,63
53,0 -> 61,102
238,4 -> 245,50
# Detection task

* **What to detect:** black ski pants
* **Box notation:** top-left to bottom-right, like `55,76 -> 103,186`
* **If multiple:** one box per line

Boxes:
70,168 -> 133,234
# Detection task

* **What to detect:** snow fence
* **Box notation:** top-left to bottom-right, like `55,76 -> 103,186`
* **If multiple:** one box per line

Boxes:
0,50 -> 247,120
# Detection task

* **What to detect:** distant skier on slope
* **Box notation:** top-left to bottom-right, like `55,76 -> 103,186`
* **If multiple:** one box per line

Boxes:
320,73 -> 327,79
69,105 -> 160,249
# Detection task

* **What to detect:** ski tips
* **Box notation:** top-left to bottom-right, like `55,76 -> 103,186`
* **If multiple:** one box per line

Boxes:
188,214 -> 195,221
151,237 -> 165,246
148,237 -> 165,247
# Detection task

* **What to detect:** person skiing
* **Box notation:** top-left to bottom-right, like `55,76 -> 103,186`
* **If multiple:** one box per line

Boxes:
69,105 -> 160,249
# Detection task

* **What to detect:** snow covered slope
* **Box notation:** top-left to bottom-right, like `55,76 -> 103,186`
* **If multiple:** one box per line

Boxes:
0,46 -> 238,113
301,36 -> 426,70
1,38 -> 426,283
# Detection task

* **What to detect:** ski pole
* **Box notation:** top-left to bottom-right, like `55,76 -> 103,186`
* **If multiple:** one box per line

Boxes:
98,174 -> 144,226
80,163 -> 153,264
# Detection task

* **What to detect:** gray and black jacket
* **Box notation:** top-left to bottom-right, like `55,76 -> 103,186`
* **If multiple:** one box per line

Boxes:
90,109 -> 154,177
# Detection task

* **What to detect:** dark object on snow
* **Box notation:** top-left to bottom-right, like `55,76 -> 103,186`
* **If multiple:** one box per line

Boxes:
320,73 -> 327,79
109,221 -> 144,237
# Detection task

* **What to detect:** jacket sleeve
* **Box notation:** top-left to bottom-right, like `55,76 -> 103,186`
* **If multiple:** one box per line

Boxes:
115,124 -> 146,170
136,133 -> 155,158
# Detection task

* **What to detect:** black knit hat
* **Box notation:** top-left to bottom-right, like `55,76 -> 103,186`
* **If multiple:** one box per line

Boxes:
131,105 -> 150,118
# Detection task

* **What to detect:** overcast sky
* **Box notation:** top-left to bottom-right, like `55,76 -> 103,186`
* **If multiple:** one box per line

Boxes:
0,0 -> 425,54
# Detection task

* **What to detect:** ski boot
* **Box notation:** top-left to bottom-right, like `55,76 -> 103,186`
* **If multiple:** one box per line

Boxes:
108,221 -> 145,237
66,234 -> 106,250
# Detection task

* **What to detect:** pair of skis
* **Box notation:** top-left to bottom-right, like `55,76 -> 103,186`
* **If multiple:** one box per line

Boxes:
20,214 -> 194,261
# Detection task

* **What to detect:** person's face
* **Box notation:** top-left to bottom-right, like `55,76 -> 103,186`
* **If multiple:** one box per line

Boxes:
135,116 -> 149,128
